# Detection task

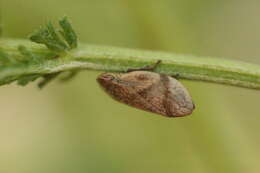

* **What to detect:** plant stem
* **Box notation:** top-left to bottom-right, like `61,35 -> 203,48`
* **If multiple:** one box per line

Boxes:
1,38 -> 260,89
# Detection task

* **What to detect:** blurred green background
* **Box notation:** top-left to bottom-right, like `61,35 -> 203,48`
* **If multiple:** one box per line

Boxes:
1,0 -> 260,173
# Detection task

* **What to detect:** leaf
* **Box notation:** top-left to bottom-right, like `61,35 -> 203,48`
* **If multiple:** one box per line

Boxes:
59,16 -> 78,49
0,48 -> 11,64
18,45 -> 41,63
29,22 -> 68,52
17,75 -> 41,86
38,73 -> 61,89
29,17 -> 78,53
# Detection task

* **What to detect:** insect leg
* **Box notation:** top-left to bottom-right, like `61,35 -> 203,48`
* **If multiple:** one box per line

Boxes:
127,60 -> 162,72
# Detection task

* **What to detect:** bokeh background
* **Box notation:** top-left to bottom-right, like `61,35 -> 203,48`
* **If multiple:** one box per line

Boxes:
1,0 -> 260,173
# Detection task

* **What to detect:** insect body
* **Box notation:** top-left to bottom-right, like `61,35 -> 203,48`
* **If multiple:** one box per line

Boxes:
97,62 -> 195,117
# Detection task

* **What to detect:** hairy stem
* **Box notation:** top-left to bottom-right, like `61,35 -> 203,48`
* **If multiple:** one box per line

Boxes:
1,38 -> 260,89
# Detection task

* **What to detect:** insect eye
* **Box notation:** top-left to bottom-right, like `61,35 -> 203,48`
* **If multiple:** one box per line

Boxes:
102,74 -> 115,81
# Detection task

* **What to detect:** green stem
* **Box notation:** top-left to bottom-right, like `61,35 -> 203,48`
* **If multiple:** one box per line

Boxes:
1,38 -> 260,89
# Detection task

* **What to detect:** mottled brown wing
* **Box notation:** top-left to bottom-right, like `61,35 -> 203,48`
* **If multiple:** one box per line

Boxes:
131,74 -> 194,117
162,75 -> 195,117
125,76 -> 170,116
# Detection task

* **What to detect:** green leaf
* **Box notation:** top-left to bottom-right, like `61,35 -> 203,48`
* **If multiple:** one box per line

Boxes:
29,22 -> 68,52
18,45 -> 40,63
17,74 -> 40,86
0,48 -> 16,64
59,16 -> 78,49
29,17 -> 78,53
38,73 -> 61,89
0,49 -> 10,64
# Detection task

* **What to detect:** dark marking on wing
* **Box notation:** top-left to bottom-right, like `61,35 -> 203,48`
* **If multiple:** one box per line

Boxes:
160,74 -> 174,117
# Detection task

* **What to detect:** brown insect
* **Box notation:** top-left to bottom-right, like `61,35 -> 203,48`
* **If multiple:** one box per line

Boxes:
97,61 -> 195,117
